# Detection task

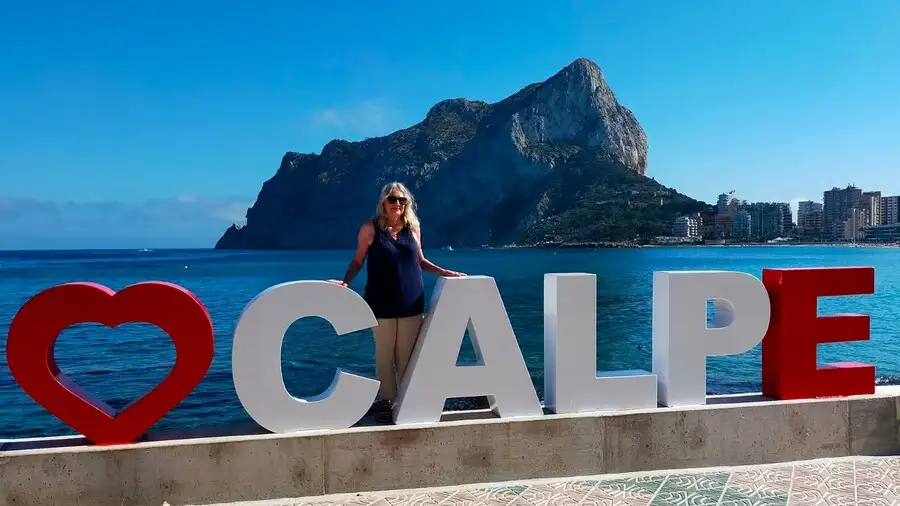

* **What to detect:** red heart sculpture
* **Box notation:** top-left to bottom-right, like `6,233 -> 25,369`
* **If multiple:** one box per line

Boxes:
5,281 -> 214,445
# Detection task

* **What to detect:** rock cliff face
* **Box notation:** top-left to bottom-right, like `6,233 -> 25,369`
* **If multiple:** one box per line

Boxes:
216,58 -> 708,249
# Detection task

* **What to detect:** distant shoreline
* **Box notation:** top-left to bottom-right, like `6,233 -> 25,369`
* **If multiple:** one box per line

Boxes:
492,241 -> 899,250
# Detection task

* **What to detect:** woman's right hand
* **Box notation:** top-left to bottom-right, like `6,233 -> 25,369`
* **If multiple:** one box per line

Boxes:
326,279 -> 348,287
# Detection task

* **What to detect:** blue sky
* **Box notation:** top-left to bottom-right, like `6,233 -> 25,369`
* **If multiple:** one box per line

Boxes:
1,0 -> 898,248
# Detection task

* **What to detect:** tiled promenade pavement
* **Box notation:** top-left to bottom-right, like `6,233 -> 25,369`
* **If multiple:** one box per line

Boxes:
203,455 -> 900,506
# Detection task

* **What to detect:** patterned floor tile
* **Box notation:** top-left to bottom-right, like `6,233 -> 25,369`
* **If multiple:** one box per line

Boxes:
790,460 -> 857,506
726,466 -> 793,498
717,488 -> 788,506
719,486 -> 787,503
857,483 -> 900,505
789,487 -> 857,505
324,496 -> 378,506
719,500 -> 787,506
663,471 -> 731,491
595,475 -> 666,496
649,472 -> 730,506
509,480 -> 599,505
580,475 -> 659,506
210,456 -> 900,506
857,458 -> 900,505
378,493 -> 434,505
855,498 -> 896,506
650,489 -> 723,506
444,485 -> 523,505
583,487 -> 652,506
392,491 -> 444,505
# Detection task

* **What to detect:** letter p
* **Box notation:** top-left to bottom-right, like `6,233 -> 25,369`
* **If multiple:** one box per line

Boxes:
652,271 -> 771,407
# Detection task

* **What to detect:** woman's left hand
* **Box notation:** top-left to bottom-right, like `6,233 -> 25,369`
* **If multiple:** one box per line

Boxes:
445,270 -> 467,277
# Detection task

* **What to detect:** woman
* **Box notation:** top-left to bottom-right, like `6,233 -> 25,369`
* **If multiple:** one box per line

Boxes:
328,182 -> 465,422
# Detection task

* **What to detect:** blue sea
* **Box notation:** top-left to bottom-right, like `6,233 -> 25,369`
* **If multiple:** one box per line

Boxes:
1,246 -> 898,440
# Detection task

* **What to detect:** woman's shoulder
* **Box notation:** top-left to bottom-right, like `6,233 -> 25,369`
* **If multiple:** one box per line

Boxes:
358,220 -> 377,237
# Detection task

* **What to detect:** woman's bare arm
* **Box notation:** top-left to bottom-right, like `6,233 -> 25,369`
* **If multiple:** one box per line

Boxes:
412,229 -> 465,277
329,222 -> 375,286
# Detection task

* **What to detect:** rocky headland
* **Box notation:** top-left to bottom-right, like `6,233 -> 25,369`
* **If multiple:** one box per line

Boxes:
216,58 -> 712,250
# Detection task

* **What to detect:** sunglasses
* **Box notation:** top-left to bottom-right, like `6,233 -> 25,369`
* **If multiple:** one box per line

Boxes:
386,196 -> 408,205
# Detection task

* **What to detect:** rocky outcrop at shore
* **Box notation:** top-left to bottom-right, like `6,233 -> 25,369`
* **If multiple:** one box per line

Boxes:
216,58 -> 710,250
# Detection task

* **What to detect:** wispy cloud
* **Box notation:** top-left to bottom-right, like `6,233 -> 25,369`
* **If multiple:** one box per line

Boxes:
0,195 -> 254,250
308,99 -> 401,135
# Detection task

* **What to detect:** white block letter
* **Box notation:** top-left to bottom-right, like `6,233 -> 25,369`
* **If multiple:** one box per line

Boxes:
652,271 -> 771,407
393,276 -> 542,424
544,273 -> 657,413
232,281 -> 380,433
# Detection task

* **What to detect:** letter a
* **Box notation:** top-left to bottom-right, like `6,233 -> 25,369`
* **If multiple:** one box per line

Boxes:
232,281 -> 380,433
393,276 -> 542,424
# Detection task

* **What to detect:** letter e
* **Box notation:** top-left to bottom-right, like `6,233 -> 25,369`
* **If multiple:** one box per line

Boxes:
761,267 -> 875,399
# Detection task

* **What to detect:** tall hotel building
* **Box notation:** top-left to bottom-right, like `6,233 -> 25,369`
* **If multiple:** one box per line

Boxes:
883,195 -> 900,225
797,200 -> 824,237
823,185 -> 862,240
862,191 -> 882,226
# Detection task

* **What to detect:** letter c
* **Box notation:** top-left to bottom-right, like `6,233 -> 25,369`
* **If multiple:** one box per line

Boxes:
232,281 -> 379,433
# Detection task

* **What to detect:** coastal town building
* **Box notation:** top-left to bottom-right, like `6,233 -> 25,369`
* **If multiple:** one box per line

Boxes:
746,202 -> 790,241
823,185 -> 862,240
716,192 -> 730,215
803,210 -> 824,238
713,214 -> 733,239
797,200 -> 824,238
716,191 -> 746,217
733,210 -> 751,240
862,222 -> 900,242
863,191 -> 882,226
672,215 -> 700,239
882,195 -> 899,225
708,187 -> 893,243
780,204 -> 794,236
843,208 -> 868,241
711,191 -> 794,242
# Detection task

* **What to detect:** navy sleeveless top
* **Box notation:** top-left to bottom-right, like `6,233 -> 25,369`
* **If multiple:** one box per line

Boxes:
364,220 -> 425,319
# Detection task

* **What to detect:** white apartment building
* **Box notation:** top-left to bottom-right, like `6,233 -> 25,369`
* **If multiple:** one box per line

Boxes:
673,215 -> 700,238
863,191 -> 882,226
843,208 -> 868,240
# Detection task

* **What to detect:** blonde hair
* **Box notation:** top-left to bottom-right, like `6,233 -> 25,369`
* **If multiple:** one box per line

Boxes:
375,182 -> 420,231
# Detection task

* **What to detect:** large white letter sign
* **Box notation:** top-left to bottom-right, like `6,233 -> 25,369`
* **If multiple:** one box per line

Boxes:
544,273 -> 657,414
652,271 -> 771,407
232,281 -> 380,433
392,276 -> 542,425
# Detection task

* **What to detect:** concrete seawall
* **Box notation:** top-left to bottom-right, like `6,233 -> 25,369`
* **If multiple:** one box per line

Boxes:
2,387 -> 900,506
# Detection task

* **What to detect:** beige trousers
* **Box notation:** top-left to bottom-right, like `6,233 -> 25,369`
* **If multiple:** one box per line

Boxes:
373,315 -> 424,402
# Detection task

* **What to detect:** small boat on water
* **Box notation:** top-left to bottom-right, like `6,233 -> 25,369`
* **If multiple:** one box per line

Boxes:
442,245 -> 454,251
